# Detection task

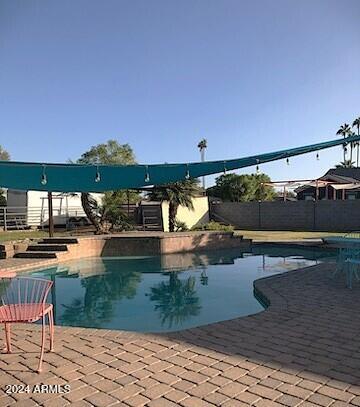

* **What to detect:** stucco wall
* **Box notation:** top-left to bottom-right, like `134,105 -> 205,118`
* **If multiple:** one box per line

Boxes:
161,196 -> 209,232
211,200 -> 360,231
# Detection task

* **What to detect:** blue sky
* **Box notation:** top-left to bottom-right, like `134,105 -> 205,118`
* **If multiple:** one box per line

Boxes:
0,0 -> 359,186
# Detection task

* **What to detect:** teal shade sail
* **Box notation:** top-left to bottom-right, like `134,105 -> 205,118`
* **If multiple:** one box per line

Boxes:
0,135 -> 358,192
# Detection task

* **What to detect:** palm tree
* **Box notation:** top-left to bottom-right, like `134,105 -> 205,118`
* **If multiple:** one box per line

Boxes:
148,273 -> 201,329
149,179 -> 200,232
353,117 -> 360,167
349,131 -> 357,164
80,192 -> 105,234
197,139 -> 207,189
0,145 -> 10,206
336,123 -> 352,162
197,139 -> 207,155
60,262 -> 142,328
335,159 -> 355,168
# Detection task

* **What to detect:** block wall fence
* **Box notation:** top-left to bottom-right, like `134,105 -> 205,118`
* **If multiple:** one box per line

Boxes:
210,200 -> 360,231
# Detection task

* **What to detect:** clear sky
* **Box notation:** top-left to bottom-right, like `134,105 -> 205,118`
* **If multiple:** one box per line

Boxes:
0,0 -> 359,186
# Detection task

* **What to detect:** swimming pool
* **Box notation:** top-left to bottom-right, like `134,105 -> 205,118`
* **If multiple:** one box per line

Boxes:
30,246 -> 335,332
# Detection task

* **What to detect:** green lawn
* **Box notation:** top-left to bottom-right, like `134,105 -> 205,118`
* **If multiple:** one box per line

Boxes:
0,229 -> 347,243
0,230 -> 70,243
235,230 -> 345,241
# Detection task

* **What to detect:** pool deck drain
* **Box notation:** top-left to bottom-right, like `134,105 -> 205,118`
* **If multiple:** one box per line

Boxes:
1,262 -> 360,406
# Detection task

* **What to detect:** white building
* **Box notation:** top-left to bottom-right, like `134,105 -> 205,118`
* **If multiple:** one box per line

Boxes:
6,190 -> 103,228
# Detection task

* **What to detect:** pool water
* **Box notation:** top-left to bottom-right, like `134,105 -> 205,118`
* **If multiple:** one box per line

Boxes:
30,246 -> 334,332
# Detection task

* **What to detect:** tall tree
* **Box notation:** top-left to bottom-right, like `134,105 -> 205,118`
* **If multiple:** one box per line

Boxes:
0,146 -> 10,161
353,117 -> 360,167
149,179 -> 200,232
197,139 -> 207,189
197,139 -> 207,157
0,145 -> 10,206
207,173 -> 275,202
336,123 -> 352,162
77,140 -> 137,233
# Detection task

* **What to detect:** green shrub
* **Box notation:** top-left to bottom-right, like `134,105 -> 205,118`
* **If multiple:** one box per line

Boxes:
102,205 -> 135,231
174,219 -> 189,232
191,221 -> 234,232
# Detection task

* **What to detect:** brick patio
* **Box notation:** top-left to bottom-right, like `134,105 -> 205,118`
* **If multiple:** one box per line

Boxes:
1,262 -> 360,406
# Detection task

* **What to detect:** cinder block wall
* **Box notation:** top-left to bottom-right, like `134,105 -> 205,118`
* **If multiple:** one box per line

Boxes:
212,202 -> 260,229
315,201 -> 360,231
211,200 -> 360,231
260,202 -> 315,230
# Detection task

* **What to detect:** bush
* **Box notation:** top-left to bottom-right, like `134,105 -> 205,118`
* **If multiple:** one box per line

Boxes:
174,219 -> 189,232
102,206 -> 135,231
191,221 -> 234,232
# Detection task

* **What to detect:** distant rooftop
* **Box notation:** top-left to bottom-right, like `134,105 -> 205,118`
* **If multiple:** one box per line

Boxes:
325,167 -> 360,182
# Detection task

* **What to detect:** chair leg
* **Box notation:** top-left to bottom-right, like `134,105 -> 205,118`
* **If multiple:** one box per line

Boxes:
48,308 -> 54,352
4,323 -> 11,353
37,315 -> 46,373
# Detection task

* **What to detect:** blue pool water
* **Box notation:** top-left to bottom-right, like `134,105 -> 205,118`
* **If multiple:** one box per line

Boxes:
30,246 -> 335,332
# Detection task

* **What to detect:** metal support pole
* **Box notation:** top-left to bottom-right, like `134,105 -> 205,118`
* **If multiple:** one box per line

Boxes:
258,201 -> 261,229
127,190 -> 130,216
3,207 -> 7,232
48,192 -> 54,238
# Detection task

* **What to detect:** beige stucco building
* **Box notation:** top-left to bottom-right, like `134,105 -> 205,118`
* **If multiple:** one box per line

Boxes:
161,196 -> 209,232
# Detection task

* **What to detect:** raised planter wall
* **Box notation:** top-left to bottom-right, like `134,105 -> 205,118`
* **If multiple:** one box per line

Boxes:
82,232 -> 249,257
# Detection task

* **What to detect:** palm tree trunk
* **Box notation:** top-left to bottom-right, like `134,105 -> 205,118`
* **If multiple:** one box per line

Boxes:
357,127 -> 360,167
81,192 -> 106,234
168,202 -> 178,232
169,272 -> 178,289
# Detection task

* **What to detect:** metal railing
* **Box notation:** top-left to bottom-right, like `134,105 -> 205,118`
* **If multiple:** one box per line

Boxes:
0,204 -> 142,231
0,206 -> 87,231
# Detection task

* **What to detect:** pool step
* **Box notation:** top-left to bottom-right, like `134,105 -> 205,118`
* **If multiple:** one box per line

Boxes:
27,244 -> 68,252
14,251 -> 58,259
14,237 -> 79,259
41,238 -> 79,244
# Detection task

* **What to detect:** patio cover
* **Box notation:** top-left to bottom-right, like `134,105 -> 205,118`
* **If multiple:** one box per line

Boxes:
295,181 -> 360,192
331,183 -> 360,190
0,134 -> 359,193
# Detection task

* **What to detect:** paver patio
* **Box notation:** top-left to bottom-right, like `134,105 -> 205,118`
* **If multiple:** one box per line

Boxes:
1,262 -> 360,406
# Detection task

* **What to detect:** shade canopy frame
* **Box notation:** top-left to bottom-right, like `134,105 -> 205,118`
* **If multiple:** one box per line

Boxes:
0,135 -> 358,193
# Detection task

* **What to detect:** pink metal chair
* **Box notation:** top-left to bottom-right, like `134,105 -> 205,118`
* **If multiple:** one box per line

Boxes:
0,277 -> 54,372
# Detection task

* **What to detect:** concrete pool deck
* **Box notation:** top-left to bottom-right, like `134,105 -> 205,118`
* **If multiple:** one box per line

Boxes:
1,262 -> 360,406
